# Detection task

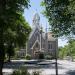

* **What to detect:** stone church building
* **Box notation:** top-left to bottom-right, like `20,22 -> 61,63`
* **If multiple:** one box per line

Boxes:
26,13 -> 58,59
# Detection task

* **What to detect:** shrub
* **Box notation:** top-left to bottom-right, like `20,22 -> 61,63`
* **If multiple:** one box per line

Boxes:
11,69 -> 30,75
25,54 -> 31,60
11,70 -> 20,75
32,71 -> 40,75
45,55 -> 51,59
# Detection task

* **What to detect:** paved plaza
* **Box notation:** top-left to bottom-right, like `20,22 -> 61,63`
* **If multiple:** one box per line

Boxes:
3,60 -> 75,75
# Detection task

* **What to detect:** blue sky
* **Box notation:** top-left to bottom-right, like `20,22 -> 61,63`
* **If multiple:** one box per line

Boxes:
24,0 -> 48,29
24,0 -> 67,47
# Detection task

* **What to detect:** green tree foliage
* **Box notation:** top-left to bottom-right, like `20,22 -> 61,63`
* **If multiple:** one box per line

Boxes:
58,46 -> 69,59
12,69 -> 40,75
68,39 -> 75,56
32,71 -> 40,75
58,39 -> 75,59
25,54 -> 31,60
6,44 -> 15,62
0,0 -> 31,75
41,0 -> 75,36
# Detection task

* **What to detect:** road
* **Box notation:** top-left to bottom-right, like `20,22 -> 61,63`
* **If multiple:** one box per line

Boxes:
3,60 -> 75,75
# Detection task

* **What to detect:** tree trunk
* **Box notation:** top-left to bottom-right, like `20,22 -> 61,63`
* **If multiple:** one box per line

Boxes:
8,55 -> 11,62
0,59 -> 4,75
0,44 -> 5,75
0,48 -> 5,75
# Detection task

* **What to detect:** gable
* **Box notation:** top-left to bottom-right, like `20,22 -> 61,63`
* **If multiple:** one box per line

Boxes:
29,27 -> 40,41
31,38 -> 40,49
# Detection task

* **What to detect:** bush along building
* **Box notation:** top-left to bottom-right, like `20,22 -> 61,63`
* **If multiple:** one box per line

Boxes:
25,13 -> 58,59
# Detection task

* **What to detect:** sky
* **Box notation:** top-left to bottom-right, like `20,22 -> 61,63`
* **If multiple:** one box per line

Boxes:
24,0 -> 68,47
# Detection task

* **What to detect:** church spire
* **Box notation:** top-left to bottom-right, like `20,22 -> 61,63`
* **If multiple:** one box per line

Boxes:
32,12 -> 40,28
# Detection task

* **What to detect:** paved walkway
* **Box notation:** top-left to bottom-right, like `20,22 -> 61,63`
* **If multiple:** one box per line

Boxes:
3,60 -> 75,75
28,60 -> 75,75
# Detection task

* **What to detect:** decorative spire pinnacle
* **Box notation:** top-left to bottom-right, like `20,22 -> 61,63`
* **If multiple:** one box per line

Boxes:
32,12 -> 40,27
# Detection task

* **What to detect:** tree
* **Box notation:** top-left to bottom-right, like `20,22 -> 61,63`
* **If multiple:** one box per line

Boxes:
58,46 -> 69,59
41,1 -> 75,74
41,0 -> 75,36
0,0 -> 31,75
58,39 -> 75,60
68,39 -> 75,61
6,43 -> 15,62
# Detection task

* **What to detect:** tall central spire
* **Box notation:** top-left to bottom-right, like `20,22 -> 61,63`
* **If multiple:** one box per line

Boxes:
32,13 -> 40,28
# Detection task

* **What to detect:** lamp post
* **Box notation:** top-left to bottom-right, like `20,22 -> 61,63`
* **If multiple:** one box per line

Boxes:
52,34 -> 58,75
55,37 -> 58,75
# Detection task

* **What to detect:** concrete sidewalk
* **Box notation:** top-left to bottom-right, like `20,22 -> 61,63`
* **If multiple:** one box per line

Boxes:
3,60 -> 75,75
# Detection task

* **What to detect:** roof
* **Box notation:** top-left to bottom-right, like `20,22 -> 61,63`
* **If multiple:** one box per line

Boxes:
28,25 -> 40,40
47,32 -> 57,41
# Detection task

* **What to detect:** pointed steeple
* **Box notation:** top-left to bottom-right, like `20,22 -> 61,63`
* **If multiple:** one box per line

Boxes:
32,13 -> 40,27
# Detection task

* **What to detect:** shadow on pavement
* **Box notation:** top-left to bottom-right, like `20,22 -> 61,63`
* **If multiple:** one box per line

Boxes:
66,70 -> 75,75
3,61 -> 65,70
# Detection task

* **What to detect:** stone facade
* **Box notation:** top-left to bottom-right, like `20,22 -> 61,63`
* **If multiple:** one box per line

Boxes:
26,13 -> 58,59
